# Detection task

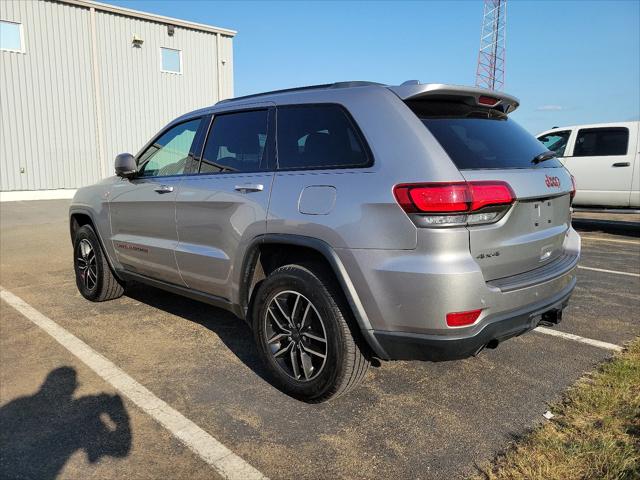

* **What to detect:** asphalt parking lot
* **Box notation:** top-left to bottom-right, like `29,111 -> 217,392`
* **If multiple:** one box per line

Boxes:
1,201 -> 638,480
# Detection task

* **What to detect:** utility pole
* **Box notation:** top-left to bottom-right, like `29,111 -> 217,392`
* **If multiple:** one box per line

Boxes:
475,0 -> 507,91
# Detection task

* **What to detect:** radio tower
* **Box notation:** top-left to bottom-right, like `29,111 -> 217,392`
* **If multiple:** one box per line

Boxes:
475,0 -> 507,91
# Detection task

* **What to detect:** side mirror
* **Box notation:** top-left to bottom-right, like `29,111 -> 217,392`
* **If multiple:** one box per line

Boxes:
115,153 -> 137,179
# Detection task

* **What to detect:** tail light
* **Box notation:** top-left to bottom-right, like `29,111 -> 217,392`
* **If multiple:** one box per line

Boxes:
570,175 -> 576,202
446,309 -> 483,327
393,181 -> 515,227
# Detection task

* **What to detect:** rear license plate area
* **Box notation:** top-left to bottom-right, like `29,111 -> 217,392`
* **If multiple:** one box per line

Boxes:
532,199 -> 554,230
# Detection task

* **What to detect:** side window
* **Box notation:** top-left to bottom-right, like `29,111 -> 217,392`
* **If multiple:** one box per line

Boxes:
200,110 -> 269,173
538,131 -> 570,157
137,118 -> 202,177
574,128 -> 629,157
277,105 -> 371,170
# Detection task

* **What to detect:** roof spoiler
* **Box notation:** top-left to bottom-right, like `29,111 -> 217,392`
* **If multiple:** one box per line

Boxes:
388,83 -> 520,114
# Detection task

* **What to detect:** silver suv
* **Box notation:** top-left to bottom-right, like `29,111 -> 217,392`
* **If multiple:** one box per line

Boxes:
70,81 -> 580,402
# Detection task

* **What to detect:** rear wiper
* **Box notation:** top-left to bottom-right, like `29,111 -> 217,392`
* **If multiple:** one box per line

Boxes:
531,151 -> 557,164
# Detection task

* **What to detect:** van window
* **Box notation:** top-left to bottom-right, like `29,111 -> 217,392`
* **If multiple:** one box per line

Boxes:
276,105 -> 371,170
538,131 -> 570,157
574,128 -> 629,157
200,110 -> 268,173
412,101 -> 562,169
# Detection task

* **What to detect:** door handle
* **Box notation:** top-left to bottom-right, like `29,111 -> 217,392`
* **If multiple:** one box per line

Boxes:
234,183 -> 264,193
154,184 -> 174,194
612,162 -> 630,167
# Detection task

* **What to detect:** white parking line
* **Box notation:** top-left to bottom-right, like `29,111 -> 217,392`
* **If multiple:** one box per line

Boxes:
535,326 -> 623,352
578,265 -> 640,278
0,287 -> 267,480
579,235 -> 640,246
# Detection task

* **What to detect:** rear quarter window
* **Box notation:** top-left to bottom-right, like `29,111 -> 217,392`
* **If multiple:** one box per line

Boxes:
411,101 -> 562,169
276,104 -> 371,170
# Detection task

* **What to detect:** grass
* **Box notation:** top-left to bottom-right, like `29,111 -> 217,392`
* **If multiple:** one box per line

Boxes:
476,338 -> 640,480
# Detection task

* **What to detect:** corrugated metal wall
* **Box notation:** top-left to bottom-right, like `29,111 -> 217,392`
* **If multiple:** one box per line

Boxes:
0,0 -> 234,191
1,0 -> 99,191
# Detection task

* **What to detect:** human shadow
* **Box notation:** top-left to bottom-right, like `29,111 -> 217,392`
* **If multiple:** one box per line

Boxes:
0,367 -> 132,480
124,283 -> 271,383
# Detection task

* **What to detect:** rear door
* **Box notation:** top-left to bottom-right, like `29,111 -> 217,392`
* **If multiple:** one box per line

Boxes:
175,107 -> 274,299
561,126 -> 634,207
109,117 -> 204,285
418,109 -> 573,281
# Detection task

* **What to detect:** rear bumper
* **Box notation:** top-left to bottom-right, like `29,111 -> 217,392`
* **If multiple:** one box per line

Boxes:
372,277 -> 575,361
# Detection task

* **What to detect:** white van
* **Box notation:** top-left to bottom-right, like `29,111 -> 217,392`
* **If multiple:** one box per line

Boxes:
537,122 -> 639,208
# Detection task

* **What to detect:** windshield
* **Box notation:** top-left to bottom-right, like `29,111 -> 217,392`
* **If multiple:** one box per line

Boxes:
537,131 -> 571,157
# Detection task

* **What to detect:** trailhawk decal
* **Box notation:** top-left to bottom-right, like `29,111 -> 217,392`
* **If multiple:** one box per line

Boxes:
115,242 -> 148,254
545,174 -> 561,188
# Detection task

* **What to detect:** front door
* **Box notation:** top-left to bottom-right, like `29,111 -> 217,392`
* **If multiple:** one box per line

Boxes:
109,117 -> 204,284
175,108 -> 274,299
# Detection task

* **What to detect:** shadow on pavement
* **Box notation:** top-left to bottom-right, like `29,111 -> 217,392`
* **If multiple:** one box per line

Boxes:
124,283 -> 272,383
572,217 -> 640,238
0,367 -> 132,480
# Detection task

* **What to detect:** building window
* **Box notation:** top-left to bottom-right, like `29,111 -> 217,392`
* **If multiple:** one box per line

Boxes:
0,20 -> 23,53
160,47 -> 182,74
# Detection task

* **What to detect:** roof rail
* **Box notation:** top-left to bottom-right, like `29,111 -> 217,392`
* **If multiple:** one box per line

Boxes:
217,81 -> 385,104
330,81 -> 386,89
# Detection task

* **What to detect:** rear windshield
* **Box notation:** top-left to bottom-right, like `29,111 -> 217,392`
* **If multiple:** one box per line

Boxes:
412,102 -> 562,170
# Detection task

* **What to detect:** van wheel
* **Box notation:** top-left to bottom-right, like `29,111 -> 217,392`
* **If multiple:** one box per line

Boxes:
252,263 -> 370,402
73,225 -> 124,302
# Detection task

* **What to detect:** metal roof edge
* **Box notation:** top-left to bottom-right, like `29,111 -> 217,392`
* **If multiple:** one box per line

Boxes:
55,0 -> 237,36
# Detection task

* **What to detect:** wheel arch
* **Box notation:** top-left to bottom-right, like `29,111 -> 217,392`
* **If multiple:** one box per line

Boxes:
69,208 -> 122,281
238,234 -> 388,359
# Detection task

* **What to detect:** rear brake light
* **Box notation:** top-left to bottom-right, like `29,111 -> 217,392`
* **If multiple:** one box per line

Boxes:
478,95 -> 499,106
393,181 -> 515,226
446,309 -> 483,327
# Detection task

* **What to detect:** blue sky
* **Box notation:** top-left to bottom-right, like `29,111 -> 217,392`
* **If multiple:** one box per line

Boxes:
109,0 -> 639,134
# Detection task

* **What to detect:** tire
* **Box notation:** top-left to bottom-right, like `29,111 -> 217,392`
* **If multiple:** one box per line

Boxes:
73,224 -> 124,302
252,263 -> 370,402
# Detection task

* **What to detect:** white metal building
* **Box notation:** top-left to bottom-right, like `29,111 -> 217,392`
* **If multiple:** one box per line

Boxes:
0,0 -> 235,199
